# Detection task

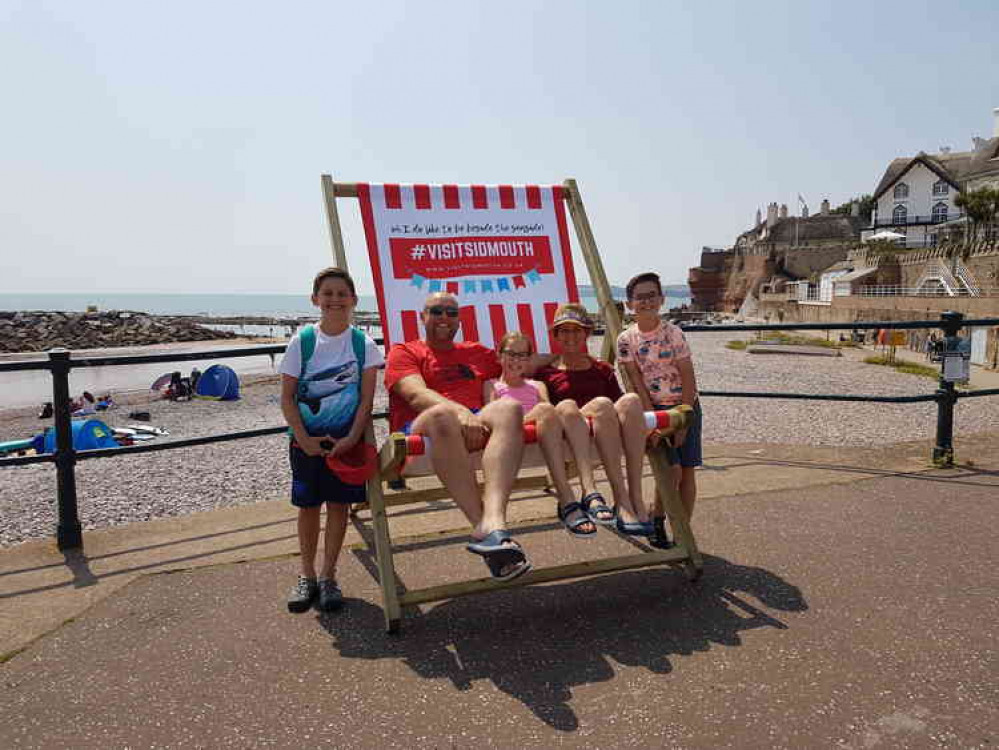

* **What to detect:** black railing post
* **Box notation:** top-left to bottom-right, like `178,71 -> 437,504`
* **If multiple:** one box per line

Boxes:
932,311 -> 963,468
49,349 -> 83,550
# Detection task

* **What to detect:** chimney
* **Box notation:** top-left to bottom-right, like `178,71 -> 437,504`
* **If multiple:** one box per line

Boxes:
766,202 -> 778,229
851,201 -> 860,217
755,207 -> 762,227
820,198 -> 830,216
779,204 -> 788,219
994,106 -> 999,137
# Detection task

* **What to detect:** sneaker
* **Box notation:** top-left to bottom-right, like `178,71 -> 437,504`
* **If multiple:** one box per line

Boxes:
648,516 -> 674,550
317,579 -> 343,612
287,576 -> 318,613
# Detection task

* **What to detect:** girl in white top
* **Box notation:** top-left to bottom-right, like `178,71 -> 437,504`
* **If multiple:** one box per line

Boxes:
483,332 -> 596,538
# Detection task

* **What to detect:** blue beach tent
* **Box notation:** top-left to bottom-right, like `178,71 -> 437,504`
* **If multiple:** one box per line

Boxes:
40,419 -> 119,453
194,364 -> 240,401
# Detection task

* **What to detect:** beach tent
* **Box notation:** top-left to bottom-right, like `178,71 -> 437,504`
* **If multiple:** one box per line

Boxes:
150,372 -> 173,391
40,419 -> 119,453
194,364 -> 240,401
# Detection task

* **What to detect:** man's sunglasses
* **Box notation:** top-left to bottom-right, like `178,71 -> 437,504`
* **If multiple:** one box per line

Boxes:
426,306 -> 460,318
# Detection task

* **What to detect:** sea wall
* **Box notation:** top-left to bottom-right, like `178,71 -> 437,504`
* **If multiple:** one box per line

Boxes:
757,297 -> 999,369
758,296 -> 999,323
0,311 -> 236,353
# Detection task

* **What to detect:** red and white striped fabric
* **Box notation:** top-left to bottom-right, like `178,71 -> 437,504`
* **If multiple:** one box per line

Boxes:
357,184 -> 579,352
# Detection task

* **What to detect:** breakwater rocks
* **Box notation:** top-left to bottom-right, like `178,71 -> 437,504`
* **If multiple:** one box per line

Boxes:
0,310 -> 237,353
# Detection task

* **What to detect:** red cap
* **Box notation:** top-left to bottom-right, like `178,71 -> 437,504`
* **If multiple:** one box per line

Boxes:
325,442 -> 378,484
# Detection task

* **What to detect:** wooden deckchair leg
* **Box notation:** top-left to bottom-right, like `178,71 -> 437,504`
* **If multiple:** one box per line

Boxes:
648,446 -> 703,580
365,475 -> 403,632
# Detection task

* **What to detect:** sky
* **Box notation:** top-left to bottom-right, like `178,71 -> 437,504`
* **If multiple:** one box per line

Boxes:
2,0 -> 998,297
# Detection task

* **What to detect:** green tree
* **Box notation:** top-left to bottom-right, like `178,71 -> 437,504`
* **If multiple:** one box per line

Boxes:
954,186 -> 999,243
831,194 -> 874,222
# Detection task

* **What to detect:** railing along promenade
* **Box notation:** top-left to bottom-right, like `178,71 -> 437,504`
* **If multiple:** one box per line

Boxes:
857,286 -> 999,297
2,311 -> 998,552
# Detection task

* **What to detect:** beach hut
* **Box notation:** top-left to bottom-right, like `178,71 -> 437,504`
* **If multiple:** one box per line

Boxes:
194,364 -> 240,401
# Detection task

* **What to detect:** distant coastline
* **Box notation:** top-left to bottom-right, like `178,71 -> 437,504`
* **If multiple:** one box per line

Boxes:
3,287 -> 692,319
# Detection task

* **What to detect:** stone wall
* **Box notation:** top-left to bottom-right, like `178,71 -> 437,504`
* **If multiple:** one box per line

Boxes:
758,296 -> 999,323
781,245 -> 853,279
0,311 -> 236,353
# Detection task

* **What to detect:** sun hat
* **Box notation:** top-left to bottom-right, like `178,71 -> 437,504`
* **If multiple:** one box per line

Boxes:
549,303 -> 593,332
325,441 -> 379,484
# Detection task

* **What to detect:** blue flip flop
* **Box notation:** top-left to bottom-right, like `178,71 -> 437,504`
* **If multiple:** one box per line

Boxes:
467,529 -> 515,554
467,530 -> 532,581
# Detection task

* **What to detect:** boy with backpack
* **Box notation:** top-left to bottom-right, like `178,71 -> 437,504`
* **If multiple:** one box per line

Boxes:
279,267 -> 383,612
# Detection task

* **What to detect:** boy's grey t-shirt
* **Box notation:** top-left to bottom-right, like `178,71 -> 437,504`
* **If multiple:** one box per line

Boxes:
280,326 -> 384,435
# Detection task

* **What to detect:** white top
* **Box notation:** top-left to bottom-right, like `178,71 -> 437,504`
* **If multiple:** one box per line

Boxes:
279,326 -> 384,384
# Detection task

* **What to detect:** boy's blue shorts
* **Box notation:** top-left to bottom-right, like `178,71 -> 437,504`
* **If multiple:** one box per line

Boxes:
655,400 -> 703,468
289,442 -> 366,508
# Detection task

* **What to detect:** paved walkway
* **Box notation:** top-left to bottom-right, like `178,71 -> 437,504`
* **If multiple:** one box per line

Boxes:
2,434 -> 998,748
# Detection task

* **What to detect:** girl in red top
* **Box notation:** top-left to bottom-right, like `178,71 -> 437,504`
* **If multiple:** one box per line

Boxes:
534,304 -> 653,535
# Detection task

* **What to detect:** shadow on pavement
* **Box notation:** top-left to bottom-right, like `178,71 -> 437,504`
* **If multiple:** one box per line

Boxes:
317,554 -> 806,732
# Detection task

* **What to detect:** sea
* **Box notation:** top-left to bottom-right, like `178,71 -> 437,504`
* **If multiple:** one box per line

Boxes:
2,291 -> 691,319
0,291 -> 691,410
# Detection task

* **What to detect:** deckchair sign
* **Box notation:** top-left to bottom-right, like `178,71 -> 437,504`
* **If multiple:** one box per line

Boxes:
357,183 -> 579,351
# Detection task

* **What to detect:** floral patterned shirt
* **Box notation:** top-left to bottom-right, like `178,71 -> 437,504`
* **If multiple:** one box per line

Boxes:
616,320 -> 696,407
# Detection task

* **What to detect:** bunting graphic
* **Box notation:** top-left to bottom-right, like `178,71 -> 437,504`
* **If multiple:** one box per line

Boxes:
357,183 -> 580,350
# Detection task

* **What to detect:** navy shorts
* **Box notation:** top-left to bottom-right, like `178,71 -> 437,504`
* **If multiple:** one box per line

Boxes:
289,443 -> 366,508
655,401 -> 703,468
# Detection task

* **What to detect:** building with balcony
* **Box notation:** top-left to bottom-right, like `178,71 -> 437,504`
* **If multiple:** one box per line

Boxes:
868,109 -> 999,248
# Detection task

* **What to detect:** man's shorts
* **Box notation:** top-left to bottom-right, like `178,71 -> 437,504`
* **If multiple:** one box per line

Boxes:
289,442 -> 366,508
399,407 -> 479,436
655,400 -> 703,468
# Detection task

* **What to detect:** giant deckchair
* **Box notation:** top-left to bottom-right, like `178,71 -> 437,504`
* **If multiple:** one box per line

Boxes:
321,176 -> 702,633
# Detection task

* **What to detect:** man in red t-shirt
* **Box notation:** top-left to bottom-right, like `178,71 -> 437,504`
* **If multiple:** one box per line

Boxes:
384,292 -> 530,581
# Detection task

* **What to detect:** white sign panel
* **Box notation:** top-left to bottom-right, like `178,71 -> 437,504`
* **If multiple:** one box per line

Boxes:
357,183 -> 580,351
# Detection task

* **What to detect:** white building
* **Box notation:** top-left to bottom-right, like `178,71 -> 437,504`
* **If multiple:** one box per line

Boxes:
867,108 -> 999,248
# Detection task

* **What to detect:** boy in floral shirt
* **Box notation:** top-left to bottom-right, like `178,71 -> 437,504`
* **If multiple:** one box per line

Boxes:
617,272 -> 702,541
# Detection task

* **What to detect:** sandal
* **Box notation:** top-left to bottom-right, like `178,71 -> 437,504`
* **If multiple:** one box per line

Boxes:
557,501 -> 596,538
467,530 -> 533,581
648,515 -> 674,549
580,492 -> 615,526
614,511 -> 655,537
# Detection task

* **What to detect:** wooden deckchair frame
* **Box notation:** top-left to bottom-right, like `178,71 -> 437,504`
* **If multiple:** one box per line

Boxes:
320,175 -> 703,633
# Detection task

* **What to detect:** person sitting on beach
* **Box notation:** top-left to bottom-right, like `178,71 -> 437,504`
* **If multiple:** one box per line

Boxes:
484,331 -> 597,538
533,303 -> 654,537
280,267 -> 383,613
617,271 -> 702,546
384,292 -> 531,581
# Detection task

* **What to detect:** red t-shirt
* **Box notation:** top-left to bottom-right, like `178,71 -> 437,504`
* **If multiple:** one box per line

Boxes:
384,340 -> 501,431
535,359 -> 623,407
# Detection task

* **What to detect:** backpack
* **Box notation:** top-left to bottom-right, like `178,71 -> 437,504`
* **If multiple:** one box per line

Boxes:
290,325 -> 367,437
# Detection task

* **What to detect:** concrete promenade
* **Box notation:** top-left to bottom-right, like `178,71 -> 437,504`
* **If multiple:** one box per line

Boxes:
1,433 -> 997,748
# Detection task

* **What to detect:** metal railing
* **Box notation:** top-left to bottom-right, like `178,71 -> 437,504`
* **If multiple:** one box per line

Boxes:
872,213 -> 964,227
2,312 -> 998,552
857,285 -> 999,297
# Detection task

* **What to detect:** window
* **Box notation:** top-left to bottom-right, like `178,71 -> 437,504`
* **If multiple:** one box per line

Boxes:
932,202 -> 948,222
932,180 -> 949,196
893,182 -> 909,199
892,205 -> 908,225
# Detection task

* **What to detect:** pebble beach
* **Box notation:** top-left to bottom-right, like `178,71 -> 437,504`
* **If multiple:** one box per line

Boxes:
2,331 -> 997,548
